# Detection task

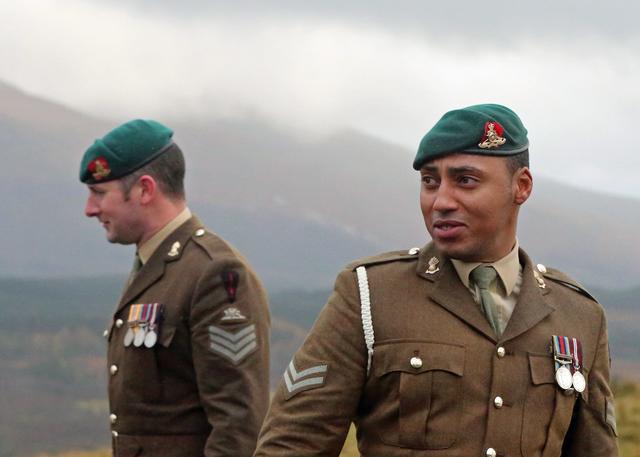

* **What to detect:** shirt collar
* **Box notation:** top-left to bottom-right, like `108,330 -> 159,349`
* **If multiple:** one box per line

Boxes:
137,207 -> 192,265
451,240 -> 521,295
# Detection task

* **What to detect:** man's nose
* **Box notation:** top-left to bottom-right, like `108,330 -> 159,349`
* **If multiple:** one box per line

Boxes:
85,196 -> 99,217
432,182 -> 458,213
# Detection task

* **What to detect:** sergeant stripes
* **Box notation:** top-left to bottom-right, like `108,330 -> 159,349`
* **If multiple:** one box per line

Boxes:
208,324 -> 257,364
283,361 -> 328,399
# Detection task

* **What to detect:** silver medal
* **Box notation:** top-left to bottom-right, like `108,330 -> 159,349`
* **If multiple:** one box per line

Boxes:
572,371 -> 586,393
555,365 -> 573,390
144,330 -> 158,348
123,327 -> 134,347
133,325 -> 146,347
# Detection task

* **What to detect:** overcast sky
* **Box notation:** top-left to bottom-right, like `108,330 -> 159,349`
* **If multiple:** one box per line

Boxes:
2,0 -> 639,198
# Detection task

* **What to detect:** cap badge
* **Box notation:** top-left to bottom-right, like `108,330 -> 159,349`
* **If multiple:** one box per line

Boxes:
89,156 -> 111,181
478,121 -> 507,149
426,256 -> 440,274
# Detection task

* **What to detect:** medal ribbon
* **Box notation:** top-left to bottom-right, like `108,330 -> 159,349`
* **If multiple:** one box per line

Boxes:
572,337 -> 583,372
127,304 -> 136,327
552,335 -> 573,371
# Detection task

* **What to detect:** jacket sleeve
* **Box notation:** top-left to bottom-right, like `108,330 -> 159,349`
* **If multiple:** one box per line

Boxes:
561,311 -> 618,456
189,257 -> 271,457
254,268 -> 367,457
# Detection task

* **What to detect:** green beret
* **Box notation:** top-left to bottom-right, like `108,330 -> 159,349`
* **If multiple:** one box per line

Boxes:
79,119 -> 174,183
413,104 -> 529,170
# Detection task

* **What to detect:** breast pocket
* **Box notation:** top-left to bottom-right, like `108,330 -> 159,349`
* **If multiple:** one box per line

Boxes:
123,323 -> 178,403
371,340 -> 465,450
522,353 -> 580,457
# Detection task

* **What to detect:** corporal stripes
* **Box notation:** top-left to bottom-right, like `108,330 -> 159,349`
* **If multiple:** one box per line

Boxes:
208,324 -> 257,364
283,360 -> 328,399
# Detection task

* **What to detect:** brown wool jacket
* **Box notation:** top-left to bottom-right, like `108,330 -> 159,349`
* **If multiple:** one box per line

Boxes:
106,216 -> 270,457
254,243 -> 617,457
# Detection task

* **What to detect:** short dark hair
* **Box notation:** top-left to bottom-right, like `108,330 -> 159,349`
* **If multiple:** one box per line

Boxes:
505,149 -> 529,174
120,143 -> 186,200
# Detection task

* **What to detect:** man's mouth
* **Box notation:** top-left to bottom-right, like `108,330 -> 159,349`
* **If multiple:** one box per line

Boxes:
432,220 -> 465,239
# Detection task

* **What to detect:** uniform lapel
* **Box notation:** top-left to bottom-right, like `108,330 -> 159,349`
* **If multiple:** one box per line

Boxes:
417,243 -> 497,341
116,216 -> 201,313
500,249 -> 555,343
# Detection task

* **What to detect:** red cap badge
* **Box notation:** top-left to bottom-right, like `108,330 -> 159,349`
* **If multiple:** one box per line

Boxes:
88,156 -> 111,181
478,121 -> 507,149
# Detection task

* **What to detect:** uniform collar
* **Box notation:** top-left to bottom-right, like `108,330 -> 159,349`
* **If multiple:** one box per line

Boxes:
450,240 -> 521,295
138,207 -> 192,265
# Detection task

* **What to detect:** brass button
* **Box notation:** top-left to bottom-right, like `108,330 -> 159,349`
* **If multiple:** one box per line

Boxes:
486,448 -> 497,457
537,263 -> 547,274
109,413 -> 117,424
112,431 -> 118,438
410,357 -> 423,369
110,364 -> 118,375
494,396 -> 504,408
195,229 -> 205,237
408,247 -> 420,255
115,319 -> 124,328
103,329 -> 109,338
496,347 -> 506,358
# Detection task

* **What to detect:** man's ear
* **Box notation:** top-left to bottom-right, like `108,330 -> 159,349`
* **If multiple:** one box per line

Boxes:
513,167 -> 533,205
138,175 -> 157,205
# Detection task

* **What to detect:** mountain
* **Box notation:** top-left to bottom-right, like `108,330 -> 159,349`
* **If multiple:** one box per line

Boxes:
2,80 -> 640,289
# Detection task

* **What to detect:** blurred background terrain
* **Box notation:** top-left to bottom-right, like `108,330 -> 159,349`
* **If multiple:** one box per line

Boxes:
1,82 -> 639,456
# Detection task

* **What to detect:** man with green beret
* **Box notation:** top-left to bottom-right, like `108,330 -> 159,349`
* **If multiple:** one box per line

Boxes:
81,119 -> 271,457
254,104 -> 618,456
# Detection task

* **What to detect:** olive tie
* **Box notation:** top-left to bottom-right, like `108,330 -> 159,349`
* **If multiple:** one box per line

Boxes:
470,265 -> 501,336
127,253 -> 143,286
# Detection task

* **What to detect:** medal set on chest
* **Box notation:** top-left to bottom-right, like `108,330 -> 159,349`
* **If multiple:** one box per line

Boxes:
123,303 -> 164,348
552,335 -> 586,394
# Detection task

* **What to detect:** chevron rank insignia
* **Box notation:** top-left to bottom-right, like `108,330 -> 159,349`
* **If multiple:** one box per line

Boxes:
283,360 -> 328,400
208,324 -> 257,364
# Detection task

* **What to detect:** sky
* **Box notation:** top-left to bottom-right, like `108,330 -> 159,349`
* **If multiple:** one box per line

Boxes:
2,0 -> 640,198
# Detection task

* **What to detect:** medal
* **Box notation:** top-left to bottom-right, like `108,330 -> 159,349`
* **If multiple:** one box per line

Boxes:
571,337 -> 586,393
144,303 -> 160,348
134,304 -> 151,347
133,325 -> 146,347
123,305 -> 137,347
123,328 -> 134,347
144,330 -> 157,348
572,371 -> 586,393
555,365 -> 573,390
552,335 -> 574,391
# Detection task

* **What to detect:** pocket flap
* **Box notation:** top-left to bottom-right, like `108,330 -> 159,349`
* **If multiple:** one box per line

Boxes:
158,324 -> 177,348
373,340 -> 465,377
528,353 -> 555,385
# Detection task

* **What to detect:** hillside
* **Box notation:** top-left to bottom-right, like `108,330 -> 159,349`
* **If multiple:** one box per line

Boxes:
0,276 -> 639,456
2,81 -> 640,289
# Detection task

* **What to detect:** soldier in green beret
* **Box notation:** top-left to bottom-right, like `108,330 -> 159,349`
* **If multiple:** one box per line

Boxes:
255,104 -> 618,456
81,119 -> 271,457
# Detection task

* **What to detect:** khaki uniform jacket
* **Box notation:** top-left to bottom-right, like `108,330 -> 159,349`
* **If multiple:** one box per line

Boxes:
106,216 -> 270,457
255,243 -> 617,457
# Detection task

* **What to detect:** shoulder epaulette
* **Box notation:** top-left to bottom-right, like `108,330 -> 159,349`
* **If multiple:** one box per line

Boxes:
348,247 -> 421,271
190,229 -> 234,261
539,265 -> 598,302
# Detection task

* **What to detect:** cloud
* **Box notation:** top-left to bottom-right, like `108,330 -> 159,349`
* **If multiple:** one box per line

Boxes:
1,0 -> 639,197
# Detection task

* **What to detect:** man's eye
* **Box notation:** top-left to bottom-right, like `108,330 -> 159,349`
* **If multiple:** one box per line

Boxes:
421,176 -> 436,185
459,176 -> 477,185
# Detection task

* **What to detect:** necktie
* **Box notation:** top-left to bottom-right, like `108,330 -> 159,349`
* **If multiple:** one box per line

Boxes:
470,265 -> 501,336
127,253 -> 143,286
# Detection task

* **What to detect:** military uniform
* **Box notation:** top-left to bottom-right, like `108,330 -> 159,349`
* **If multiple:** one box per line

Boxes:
106,214 -> 270,457
254,243 -> 617,456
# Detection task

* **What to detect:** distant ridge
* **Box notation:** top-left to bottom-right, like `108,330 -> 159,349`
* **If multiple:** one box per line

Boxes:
2,79 -> 640,289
